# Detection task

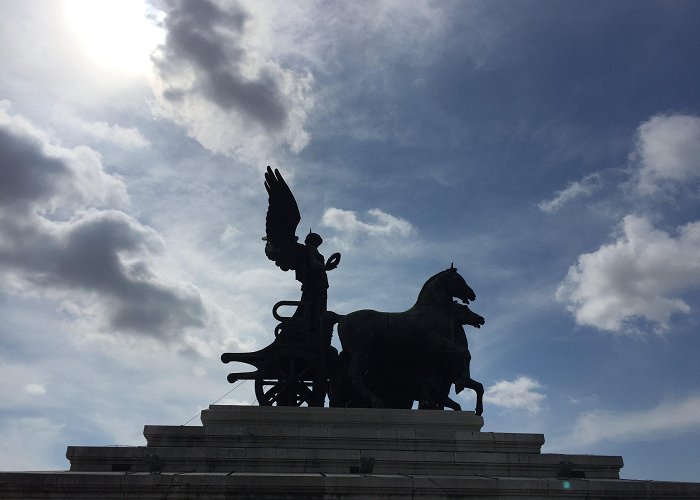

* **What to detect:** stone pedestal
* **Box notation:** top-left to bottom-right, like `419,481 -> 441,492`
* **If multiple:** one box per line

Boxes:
67,405 -> 622,479
2,405 -> 700,499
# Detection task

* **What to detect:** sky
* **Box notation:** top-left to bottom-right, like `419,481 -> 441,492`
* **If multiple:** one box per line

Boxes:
1,0 -> 699,483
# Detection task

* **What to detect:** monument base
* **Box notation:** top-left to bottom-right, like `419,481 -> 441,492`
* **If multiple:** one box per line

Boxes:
1,405 -> 699,499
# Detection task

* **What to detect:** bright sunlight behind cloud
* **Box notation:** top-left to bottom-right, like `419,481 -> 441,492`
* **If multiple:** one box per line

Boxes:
63,0 -> 163,74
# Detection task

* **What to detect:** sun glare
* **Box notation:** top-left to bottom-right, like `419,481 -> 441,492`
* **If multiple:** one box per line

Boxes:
63,0 -> 164,75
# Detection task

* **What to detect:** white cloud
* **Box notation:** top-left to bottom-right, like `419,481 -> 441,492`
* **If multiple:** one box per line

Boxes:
150,0 -> 313,160
633,114 -> 700,195
567,395 -> 700,448
220,224 -> 242,245
320,207 -> 414,250
71,118 -> 150,150
554,113 -> 700,334
538,173 -> 601,213
484,376 -> 545,414
542,114 -> 700,213
24,383 -> 47,396
556,215 -> 700,333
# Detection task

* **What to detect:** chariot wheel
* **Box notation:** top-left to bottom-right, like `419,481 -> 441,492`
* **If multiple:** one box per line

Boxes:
254,350 -> 327,407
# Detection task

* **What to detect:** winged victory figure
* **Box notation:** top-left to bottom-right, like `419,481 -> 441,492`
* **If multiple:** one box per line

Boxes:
263,166 -> 341,338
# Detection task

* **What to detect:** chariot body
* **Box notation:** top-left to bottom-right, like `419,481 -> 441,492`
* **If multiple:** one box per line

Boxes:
221,299 -> 337,407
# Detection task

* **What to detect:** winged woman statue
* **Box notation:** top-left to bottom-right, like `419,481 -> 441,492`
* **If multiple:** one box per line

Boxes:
263,166 -> 341,336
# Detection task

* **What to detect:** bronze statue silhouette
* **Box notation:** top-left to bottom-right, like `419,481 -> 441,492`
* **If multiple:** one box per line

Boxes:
224,168 -> 487,413
322,266 -> 485,414
415,300 -> 484,413
263,166 -> 340,338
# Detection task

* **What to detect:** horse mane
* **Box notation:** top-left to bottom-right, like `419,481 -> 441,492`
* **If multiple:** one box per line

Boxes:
415,268 -> 452,304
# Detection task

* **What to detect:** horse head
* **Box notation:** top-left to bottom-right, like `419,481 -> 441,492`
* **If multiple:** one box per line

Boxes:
453,300 -> 485,329
415,266 -> 477,309
443,266 -> 476,304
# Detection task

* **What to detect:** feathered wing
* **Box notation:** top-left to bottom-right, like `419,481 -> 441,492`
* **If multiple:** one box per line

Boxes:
264,166 -> 303,270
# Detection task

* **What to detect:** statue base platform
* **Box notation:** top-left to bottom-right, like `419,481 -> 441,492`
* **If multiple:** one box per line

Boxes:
2,405 -> 700,498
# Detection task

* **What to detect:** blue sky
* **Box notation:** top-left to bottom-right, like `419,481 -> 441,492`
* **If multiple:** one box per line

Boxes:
1,0 -> 700,482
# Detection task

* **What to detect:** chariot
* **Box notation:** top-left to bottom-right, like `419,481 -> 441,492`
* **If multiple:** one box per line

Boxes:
221,300 -> 337,407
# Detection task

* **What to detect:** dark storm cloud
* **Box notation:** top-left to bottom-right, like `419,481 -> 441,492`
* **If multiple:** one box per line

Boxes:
0,128 -> 70,211
154,0 -> 288,130
0,106 -> 207,340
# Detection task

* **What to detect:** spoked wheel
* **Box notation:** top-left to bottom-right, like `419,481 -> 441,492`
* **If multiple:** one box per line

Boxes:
254,350 -> 327,407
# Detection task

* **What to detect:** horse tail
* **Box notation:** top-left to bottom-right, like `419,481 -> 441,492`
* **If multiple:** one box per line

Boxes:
321,311 -> 344,341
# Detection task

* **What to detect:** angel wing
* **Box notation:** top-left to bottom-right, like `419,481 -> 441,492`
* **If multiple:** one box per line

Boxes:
264,166 -> 304,271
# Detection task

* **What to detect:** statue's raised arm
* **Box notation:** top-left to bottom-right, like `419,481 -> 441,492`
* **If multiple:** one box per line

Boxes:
264,166 -> 304,271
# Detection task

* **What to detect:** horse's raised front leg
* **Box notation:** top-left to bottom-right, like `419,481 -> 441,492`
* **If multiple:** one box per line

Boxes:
453,348 -> 484,415
457,378 -> 484,416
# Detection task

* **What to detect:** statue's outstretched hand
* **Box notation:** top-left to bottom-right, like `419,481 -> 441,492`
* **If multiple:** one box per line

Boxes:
325,252 -> 341,271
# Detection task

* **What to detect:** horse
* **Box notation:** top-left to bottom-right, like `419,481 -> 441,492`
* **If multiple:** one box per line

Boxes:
322,266 -> 485,414
419,301 -> 484,413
